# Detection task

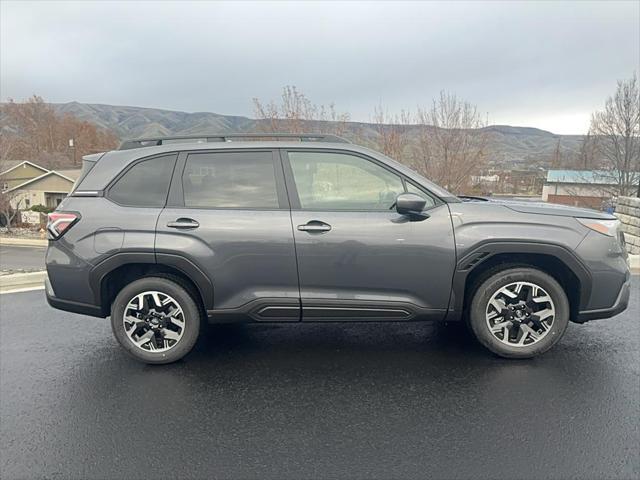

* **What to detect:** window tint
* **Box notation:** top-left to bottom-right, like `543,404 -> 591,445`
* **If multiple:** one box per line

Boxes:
109,155 -> 175,207
72,160 -> 96,192
183,152 -> 279,208
288,151 -> 404,210
406,182 -> 436,209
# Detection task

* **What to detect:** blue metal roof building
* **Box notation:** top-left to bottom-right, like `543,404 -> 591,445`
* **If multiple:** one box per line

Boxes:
545,170 -> 620,185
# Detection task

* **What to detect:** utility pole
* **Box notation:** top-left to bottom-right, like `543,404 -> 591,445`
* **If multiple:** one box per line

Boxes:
68,138 -> 76,166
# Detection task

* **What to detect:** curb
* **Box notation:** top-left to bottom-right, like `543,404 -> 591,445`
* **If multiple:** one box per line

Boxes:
629,254 -> 640,273
0,237 -> 48,247
0,271 -> 47,293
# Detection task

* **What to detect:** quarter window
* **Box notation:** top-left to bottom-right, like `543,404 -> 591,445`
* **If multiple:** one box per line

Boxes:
109,155 -> 175,207
182,152 -> 279,208
288,151 -> 404,210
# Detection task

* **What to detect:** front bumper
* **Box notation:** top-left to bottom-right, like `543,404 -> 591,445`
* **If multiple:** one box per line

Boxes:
575,276 -> 631,323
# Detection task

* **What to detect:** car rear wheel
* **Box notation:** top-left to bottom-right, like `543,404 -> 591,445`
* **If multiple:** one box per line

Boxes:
468,267 -> 570,358
111,277 -> 201,364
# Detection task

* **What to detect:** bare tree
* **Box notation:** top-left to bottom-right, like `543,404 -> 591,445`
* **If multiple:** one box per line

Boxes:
0,156 -> 24,232
412,91 -> 488,193
0,133 -> 18,167
576,131 -> 598,170
550,139 -> 562,168
253,86 -> 350,137
372,105 -> 411,161
0,95 -> 118,168
589,73 -> 640,197
0,191 -> 24,232
253,87 -> 488,193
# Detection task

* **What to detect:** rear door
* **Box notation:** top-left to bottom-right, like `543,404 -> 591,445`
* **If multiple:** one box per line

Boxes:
156,149 -> 300,321
282,149 -> 456,321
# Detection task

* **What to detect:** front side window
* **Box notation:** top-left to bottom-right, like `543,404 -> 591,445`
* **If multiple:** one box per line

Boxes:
109,155 -> 176,207
288,151 -> 404,210
183,151 -> 279,208
406,182 -> 437,209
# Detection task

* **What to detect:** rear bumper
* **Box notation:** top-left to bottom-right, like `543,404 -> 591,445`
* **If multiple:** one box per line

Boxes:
575,277 -> 631,323
45,277 -> 104,318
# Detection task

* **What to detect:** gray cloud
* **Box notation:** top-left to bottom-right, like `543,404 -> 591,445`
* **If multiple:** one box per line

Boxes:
1,0 -> 638,134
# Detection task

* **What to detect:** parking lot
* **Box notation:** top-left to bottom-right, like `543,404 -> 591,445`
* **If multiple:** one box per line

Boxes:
1,277 -> 638,479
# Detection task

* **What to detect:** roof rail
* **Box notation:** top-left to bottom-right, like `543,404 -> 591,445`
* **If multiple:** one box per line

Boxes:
118,133 -> 350,150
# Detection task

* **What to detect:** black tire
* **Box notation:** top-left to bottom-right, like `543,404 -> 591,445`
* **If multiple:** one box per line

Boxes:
468,267 -> 569,359
111,277 -> 201,364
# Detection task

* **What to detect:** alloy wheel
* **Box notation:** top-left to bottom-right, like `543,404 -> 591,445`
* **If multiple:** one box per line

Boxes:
122,291 -> 185,352
485,281 -> 556,347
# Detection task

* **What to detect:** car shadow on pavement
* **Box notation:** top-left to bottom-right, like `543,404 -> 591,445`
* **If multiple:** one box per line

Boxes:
171,320 -> 522,383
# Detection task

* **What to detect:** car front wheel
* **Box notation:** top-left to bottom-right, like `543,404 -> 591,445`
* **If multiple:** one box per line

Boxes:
468,267 -> 570,358
111,277 -> 201,364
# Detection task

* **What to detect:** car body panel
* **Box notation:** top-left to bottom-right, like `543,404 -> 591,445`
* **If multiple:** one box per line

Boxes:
290,205 -> 455,321
449,202 -> 590,259
156,207 -> 300,317
46,139 -> 631,326
574,230 -> 630,310
46,196 -> 162,307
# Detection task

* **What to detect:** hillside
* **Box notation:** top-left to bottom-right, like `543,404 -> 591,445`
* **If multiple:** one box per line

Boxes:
51,102 -> 584,168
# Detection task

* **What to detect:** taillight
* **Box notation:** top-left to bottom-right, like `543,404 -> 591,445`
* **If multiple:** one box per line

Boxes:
47,212 -> 80,239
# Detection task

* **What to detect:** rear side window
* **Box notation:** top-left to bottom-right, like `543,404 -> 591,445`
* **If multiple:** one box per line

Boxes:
182,151 -> 279,208
109,155 -> 176,207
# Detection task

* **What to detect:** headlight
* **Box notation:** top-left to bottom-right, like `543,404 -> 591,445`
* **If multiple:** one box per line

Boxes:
576,218 -> 620,237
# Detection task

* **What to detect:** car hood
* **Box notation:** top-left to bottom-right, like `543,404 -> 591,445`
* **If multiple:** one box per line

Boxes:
463,198 -> 616,220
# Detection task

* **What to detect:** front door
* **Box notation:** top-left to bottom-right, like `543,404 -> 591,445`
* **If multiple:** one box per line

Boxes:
156,149 -> 300,322
283,149 -> 456,321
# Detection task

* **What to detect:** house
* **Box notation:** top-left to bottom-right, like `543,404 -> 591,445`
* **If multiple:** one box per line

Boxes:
0,161 -> 80,209
542,170 -> 634,210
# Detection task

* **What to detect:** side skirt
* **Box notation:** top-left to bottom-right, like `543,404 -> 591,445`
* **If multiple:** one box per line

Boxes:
206,298 -> 446,324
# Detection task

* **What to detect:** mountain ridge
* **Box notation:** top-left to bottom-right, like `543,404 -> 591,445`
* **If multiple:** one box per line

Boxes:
48,102 -> 584,168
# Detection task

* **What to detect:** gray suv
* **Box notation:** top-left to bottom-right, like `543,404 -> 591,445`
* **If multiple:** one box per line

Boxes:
45,134 -> 631,364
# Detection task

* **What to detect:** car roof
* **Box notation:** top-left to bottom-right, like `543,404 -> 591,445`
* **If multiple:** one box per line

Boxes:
114,140 -> 359,156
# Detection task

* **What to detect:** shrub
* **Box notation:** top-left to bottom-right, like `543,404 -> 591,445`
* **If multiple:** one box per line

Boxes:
29,204 -> 54,214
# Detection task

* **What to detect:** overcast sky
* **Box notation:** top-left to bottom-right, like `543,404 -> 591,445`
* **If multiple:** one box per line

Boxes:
1,0 -> 638,134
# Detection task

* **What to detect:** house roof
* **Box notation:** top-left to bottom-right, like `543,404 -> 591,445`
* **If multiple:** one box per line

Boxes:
55,169 -> 82,180
5,170 -> 76,193
0,160 -> 49,177
545,170 -> 636,185
0,160 -> 24,172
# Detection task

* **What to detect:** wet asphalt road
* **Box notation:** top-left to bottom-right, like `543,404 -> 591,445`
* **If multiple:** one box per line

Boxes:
1,280 -> 639,480
0,245 -> 46,272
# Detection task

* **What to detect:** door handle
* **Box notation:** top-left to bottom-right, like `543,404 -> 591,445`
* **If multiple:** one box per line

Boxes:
166,218 -> 200,229
297,221 -> 331,233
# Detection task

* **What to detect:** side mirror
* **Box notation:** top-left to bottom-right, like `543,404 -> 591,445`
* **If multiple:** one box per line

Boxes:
395,193 -> 428,219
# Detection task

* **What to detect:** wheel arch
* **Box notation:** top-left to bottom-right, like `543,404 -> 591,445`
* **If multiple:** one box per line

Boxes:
450,241 -> 592,323
89,252 -> 214,316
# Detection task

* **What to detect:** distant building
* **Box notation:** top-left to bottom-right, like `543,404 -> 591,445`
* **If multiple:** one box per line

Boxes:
0,161 -> 80,209
472,168 -> 545,195
502,169 -> 546,195
542,170 -> 633,209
